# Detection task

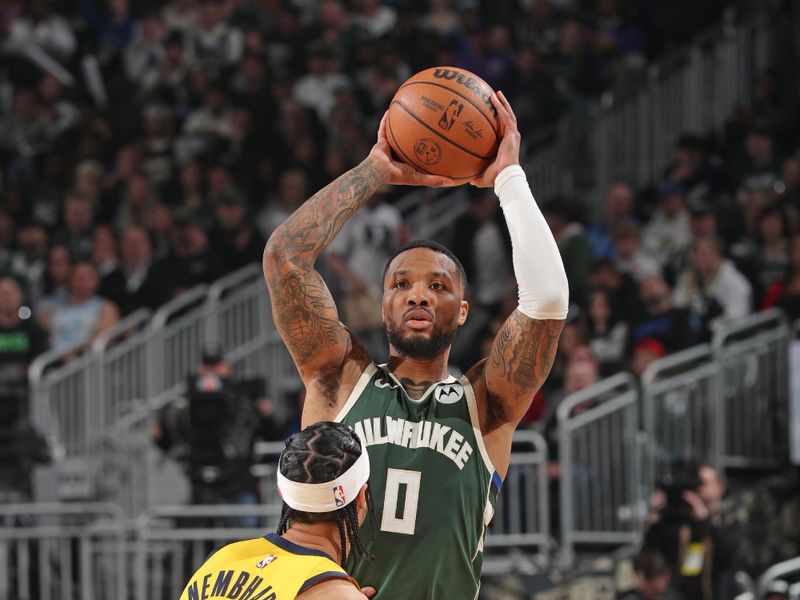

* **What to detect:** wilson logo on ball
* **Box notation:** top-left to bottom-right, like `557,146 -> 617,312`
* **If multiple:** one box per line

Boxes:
413,138 -> 442,165
432,68 -> 499,119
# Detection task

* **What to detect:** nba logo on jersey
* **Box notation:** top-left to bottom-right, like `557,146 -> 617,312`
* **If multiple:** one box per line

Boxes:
435,383 -> 464,404
333,485 -> 346,507
255,555 -> 278,569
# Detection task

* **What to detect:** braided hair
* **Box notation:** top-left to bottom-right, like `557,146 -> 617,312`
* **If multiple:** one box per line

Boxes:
276,422 -> 375,564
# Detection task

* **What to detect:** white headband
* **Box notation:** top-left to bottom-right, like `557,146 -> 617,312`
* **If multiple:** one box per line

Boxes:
276,448 -> 370,513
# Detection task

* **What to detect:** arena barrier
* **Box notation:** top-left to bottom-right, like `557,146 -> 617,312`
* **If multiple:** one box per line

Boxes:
28,265 -> 280,510
485,431 -> 550,558
712,309 -> 791,469
206,264 -> 266,351
0,503 -> 125,600
133,505 -> 280,600
756,556 -> 800,599
93,309 -> 154,434
641,344 -> 722,485
558,373 -> 645,565
29,343 -> 100,501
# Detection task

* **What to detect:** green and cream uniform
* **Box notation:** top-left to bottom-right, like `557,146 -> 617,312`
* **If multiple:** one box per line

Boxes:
335,363 -> 502,600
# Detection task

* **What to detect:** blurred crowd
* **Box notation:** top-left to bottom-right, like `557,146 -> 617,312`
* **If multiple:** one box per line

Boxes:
0,0 -> 729,364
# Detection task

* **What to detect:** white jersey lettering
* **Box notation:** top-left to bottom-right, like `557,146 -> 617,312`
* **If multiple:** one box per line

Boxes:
351,417 -> 473,470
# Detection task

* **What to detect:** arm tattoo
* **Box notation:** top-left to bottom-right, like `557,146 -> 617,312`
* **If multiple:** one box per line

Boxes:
264,159 -> 386,370
488,310 -> 564,417
272,159 -> 386,267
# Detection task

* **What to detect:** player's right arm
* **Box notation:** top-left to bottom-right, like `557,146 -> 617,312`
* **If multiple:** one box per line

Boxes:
263,115 -> 453,412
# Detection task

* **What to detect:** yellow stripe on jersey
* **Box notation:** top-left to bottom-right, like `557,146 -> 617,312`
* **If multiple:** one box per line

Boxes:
179,533 -> 358,600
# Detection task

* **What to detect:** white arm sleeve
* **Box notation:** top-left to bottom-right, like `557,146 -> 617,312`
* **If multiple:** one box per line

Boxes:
494,165 -> 569,320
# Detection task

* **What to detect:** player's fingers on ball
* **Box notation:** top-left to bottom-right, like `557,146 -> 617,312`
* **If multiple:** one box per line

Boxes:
377,112 -> 388,140
497,91 -> 517,124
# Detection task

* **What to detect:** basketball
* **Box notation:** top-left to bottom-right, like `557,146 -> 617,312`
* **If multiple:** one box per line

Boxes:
386,67 -> 500,182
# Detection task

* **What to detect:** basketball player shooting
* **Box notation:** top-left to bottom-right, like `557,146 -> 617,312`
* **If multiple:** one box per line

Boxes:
263,92 -> 568,599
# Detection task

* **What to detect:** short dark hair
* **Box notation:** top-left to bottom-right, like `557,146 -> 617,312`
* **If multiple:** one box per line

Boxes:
277,422 -> 375,564
633,549 -> 670,580
382,240 -> 467,291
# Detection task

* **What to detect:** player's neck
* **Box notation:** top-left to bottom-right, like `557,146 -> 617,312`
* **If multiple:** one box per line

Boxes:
386,352 -> 450,399
282,524 -> 343,565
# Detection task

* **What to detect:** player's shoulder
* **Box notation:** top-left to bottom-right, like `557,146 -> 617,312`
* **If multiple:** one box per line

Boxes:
206,536 -> 271,564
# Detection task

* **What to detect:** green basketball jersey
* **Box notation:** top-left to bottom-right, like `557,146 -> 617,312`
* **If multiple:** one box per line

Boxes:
335,363 -> 502,600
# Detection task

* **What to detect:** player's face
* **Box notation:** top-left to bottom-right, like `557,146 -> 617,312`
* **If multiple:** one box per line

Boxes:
382,248 -> 468,359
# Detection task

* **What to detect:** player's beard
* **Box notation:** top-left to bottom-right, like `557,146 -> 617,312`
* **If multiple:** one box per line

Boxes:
386,320 -> 457,360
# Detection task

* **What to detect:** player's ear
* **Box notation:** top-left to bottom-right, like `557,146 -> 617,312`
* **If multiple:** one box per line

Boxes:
458,299 -> 469,326
356,484 -> 368,522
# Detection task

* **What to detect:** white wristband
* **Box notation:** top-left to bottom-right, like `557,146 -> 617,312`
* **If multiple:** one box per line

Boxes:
495,165 -> 569,320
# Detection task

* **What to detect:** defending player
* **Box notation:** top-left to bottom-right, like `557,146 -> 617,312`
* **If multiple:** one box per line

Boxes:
179,421 -> 375,600
263,92 -> 568,599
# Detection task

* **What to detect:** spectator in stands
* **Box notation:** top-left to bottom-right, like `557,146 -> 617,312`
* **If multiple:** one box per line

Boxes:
100,226 -> 166,315
631,337 -> 667,377
450,187 -> 512,315
620,549 -> 685,600
734,127 -> 781,192
673,237 -> 752,332
326,189 -> 403,340
582,287 -> 628,375
54,192 -> 95,261
42,261 -> 119,352
206,188 -> 264,272
662,134 -> 727,200
591,259 -> 645,324
631,275 -> 700,353
762,234 -> 800,319
91,224 -> 119,279
37,244 -> 71,321
188,0 -> 243,68
614,221 -> 661,282
79,0 -> 138,60
544,200 -> 592,307
153,210 -> 224,298
294,43 -> 350,121
10,222 -> 48,305
776,157 -> 800,222
117,173 -> 158,231
587,181 -> 636,260
586,0 -> 647,91
742,205 -> 790,304
0,277 -> 48,412
643,182 -> 692,278
257,168 -> 308,239
123,11 -> 165,88
644,462 -> 738,600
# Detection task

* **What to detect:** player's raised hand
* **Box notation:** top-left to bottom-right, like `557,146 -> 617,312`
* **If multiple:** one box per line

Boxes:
469,91 -> 521,188
368,113 -> 456,187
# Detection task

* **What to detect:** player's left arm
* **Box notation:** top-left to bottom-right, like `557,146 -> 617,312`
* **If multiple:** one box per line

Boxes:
472,92 -> 569,427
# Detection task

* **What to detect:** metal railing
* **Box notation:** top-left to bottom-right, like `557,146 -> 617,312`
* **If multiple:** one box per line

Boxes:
558,373 -> 645,565
485,431 -> 550,559
0,503 -> 126,600
641,344 -> 722,484
134,505 -> 280,600
756,556 -> 800,599
28,264 -> 276,512
712,309 -> 790,469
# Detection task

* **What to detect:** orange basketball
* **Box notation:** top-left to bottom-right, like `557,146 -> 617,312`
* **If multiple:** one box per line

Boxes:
386,67 -> 500,182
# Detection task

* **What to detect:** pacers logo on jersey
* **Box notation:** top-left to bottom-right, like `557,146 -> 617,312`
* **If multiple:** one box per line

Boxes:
435,383 -> 464,404
333,485 -> 346,507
